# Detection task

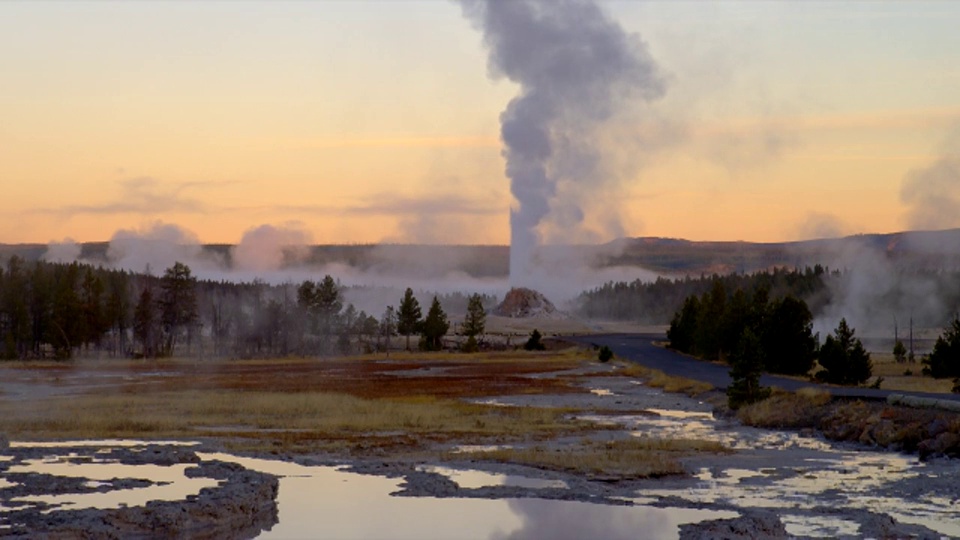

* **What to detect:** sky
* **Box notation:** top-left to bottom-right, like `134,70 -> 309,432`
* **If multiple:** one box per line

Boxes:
2,0 -> 959,246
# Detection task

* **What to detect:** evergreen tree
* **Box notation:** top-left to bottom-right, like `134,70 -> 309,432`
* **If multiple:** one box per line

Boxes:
379,305 -> 397,355
133,286 -> 159,358
727,328 -> 771,409
159,262 -> 198,356
462,293 -> 486,352
762,296 -> 817,375
420,296 -> 449,351
893,339 -> 907,364
524,329 -> 546,351
924,317 -> 960,379
817,318 -> 872,385
667,296 -> 699,352
397,288 -> 422,351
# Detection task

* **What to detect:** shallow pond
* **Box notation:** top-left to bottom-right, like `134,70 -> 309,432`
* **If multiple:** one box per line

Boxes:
202,453 -> 737,540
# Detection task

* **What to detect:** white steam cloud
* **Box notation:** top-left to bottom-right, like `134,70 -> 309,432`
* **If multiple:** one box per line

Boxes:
460,0 -> 666,287
901,154 -> 960,231
233,224 -> 313,273
106,222 -> 207,275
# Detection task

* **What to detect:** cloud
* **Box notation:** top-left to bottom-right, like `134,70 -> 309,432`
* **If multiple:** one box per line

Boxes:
31,177 -> 238,217
265,193 -> 506,218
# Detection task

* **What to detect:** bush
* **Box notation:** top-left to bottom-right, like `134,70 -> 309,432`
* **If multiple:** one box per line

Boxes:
524,329 -> 546,351
598,346 -> 613,363
461,335 -> 479,353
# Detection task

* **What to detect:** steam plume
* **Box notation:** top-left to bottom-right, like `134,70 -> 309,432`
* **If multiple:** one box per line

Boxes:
460,0 -> 665,286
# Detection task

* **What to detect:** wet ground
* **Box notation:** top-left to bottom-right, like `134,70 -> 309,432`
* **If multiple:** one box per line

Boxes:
1,375 -> 958,539
0,357 -> 957,538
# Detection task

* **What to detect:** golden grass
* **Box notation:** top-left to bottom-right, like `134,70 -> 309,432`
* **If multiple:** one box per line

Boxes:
615,362 -> 714,396
463,436 -> 729,478
736,386 -> 830,428
866,352 -> 954,393
0,390 -> 587,449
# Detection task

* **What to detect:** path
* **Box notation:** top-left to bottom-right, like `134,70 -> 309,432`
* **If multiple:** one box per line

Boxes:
566,333 -> 960,403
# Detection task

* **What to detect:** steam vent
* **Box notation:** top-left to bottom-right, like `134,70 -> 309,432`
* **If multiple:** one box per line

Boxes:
494,287 -> 558,318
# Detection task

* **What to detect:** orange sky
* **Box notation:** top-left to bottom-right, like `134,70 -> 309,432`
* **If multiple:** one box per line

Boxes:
2,1 -> 959,245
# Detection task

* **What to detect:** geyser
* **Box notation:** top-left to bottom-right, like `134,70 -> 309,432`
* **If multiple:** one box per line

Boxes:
460,0 -> 665,287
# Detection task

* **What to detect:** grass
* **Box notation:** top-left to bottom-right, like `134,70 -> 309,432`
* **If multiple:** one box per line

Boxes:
0,390 -> 591,454
462,436 -> 729,479
736,387 -> 831,428
0,348 -> 736,468
0,350 -> 604,455
615,361 -> 714,396
866,352 -> 954,394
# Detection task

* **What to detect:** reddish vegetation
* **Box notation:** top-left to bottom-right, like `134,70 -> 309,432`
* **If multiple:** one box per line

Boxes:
9,354 -> 583,400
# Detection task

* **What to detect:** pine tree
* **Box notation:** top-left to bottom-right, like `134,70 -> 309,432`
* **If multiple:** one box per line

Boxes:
727,328 -> 771,409
462,293 -> 486,352
924,317 -> 960,379
817,318 -> 872,385
420,296 -> 449,351
379,305 -> 397,356
524,329 -> 546,351
397,288 -> 422,351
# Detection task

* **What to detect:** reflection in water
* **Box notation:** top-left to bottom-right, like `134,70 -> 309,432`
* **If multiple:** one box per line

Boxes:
4,455 -> 218,511
421,466 -> 568,490
645,454 -> 960,538
202,454 -> 737,540
780,515 -> 860,538
492,499 -> 736,540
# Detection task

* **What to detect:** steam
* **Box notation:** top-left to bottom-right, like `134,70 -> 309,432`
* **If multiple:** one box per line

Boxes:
106,222 -> 207,275
233,224 -> 313,273
900,134 -> 960,231
460,0 -> 665,287
41,239 -> 82,263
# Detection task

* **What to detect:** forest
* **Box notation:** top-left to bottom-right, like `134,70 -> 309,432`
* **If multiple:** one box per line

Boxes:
0,257 -> 492,360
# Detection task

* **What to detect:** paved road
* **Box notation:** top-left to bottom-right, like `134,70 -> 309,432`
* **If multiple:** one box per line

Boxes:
566,333 -> 960,403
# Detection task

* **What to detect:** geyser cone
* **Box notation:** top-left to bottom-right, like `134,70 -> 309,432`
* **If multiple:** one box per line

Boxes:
494,287 -> 559,318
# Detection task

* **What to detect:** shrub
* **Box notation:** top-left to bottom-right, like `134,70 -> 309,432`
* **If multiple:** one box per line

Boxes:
598,346 -> 613,363
524,329 -> 546,351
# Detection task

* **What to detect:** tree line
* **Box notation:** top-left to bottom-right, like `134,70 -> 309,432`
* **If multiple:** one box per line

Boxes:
665,279 -> 873,407
0,257 -> 492,360
577,266 -> 831,323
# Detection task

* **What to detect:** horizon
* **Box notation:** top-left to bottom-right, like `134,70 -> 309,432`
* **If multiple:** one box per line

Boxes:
2,1 -> 959,248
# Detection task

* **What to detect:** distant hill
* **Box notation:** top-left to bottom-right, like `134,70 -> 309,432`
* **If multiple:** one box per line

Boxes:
3,228 -> 960,277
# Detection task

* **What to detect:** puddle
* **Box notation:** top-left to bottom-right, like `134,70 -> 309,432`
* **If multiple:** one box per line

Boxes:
644,453 -> 960,537
202,453 -> 737,540
449,444 -> 513,454
589,388 -> 614,396
4,455 -> 218,512
780,515 -> 861,537
421,466 -> 568,490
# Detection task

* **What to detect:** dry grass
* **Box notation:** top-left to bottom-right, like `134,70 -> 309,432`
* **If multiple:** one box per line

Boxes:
866,353 -> 954,394
463,436 -> 729,478
0,390 -> 592,454
0,350 -> 604,455
736,386 -> 831,428
614,362 -> 714,396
